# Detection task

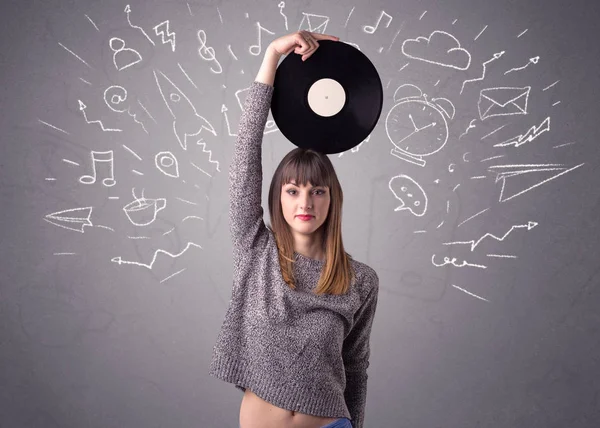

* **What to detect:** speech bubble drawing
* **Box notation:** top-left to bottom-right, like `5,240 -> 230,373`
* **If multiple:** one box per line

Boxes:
389,174 -> 428,217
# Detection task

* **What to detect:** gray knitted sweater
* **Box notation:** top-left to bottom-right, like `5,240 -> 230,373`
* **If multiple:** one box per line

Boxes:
208,81 -> 379,428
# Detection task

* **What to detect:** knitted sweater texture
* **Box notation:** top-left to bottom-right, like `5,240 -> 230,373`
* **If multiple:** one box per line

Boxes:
208,81 -> 379,428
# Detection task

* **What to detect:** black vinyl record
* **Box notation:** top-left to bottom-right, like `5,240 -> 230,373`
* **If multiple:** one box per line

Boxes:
271,39 -> 383,155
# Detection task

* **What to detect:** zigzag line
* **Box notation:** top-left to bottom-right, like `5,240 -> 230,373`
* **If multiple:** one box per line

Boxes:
154,21 -> 176,51
111,242 -> 202,269
197,140 -> 220,172
83,115 -> 122,132
126,108 -> 148,133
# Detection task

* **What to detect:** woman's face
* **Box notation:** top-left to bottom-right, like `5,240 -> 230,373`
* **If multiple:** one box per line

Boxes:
281,180 -> 330,236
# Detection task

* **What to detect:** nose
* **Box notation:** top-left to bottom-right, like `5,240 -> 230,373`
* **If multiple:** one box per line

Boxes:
301,194 -> 313,209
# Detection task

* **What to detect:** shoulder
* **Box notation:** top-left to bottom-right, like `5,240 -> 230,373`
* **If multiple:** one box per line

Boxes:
349,257 -> 379,295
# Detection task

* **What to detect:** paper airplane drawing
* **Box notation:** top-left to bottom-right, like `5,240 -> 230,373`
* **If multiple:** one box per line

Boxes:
487,162 -> 585,202
44,207 -> 93,233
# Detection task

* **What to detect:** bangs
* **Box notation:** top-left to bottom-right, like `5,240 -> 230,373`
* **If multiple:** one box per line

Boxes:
281,152 -> 330,188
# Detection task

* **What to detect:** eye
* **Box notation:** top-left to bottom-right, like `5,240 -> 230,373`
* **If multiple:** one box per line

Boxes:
286,189 -> 326,195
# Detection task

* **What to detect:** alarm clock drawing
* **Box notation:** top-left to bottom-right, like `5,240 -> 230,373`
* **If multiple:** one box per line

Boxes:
385,84 -> 455,167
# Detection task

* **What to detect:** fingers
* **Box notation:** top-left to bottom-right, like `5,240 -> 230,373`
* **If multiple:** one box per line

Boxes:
298,31 -> 324,61
297,31 -> 340,61
311,32 -> 340,42
302,34 -> 318,61
296,31 -> 315,51
295,31 -> 311,49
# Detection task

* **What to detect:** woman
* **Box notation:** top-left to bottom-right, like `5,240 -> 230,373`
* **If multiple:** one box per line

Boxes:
209,30 -> 379,428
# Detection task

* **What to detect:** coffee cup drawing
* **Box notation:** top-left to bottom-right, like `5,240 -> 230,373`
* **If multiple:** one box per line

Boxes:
123,188 -> 167,226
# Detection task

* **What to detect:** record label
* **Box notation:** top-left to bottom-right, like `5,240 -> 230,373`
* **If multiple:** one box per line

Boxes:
307,78 -> 346,117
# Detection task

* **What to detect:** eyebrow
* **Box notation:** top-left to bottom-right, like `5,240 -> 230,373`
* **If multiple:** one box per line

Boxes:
287,182 -> 324,189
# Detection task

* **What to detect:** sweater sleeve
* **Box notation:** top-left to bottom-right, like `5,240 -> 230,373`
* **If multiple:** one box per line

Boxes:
229,81 -> 274,258
342,271 -> 379,428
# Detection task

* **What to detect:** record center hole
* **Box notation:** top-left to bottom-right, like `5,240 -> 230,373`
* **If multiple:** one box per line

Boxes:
307,78 -> 346,117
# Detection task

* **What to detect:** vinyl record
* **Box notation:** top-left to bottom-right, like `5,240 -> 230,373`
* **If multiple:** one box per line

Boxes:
271,40 -> 383,155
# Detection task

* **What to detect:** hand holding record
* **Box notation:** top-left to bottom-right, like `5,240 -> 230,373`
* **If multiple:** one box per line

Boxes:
271,36 -> 384,154
270,31 -> 340,61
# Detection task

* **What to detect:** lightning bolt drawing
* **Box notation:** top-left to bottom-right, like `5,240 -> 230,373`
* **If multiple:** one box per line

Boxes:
196,138 -> 221,172
443,221 -> 538,251
493,117 -> 550,148
154,21 -> 176,51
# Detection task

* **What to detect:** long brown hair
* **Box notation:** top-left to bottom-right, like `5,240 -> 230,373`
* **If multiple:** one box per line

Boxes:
266,147 -> 355,296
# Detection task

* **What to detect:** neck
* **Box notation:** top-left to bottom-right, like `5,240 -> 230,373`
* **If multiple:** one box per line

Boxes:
293,236 -> 326,261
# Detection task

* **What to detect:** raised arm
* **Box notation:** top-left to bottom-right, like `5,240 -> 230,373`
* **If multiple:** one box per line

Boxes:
255,45 -> 283,86
229,32 -> 339,257
228,47 -> 280,254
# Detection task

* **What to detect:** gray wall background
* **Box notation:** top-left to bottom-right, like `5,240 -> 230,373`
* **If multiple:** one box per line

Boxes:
1,0 -> 600,426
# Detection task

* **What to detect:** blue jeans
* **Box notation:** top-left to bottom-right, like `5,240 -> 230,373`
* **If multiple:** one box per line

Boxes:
321,418 -> 352,427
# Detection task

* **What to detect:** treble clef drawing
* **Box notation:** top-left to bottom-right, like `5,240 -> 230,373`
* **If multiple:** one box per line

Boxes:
197,29 -> 223,74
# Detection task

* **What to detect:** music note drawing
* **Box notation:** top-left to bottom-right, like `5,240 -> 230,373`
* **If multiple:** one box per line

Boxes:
79,150 -> 116,187
363,10 -> 392,34
249,22 -> 275,56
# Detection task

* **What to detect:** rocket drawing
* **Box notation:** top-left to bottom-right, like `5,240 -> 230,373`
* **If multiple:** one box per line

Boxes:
153,69 -> 217,150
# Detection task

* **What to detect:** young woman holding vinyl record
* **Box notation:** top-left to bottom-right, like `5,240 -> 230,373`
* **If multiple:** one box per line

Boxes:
208,30 -> 380,428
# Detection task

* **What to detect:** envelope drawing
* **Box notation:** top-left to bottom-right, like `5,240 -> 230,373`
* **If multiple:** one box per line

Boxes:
478,86 -> 531,121
299,12 -> 329,34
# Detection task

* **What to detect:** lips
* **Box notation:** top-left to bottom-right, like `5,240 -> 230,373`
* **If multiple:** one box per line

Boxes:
296,215 -> 314,220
